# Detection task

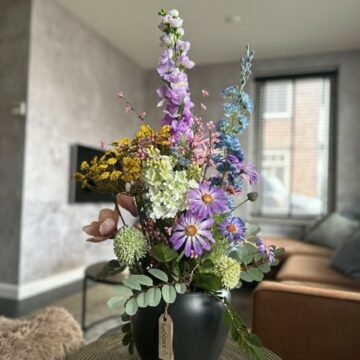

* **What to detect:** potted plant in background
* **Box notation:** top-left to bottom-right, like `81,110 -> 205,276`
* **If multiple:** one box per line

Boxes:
76,9 -> 283,360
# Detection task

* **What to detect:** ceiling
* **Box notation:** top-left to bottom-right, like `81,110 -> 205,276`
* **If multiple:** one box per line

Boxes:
56,0 -> 360,69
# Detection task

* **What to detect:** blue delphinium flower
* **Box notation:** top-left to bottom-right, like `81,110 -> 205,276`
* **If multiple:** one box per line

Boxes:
216,118 -> 231,133
222,85 -> 238,98
223,103 -> 239,117
238,92 -> 254,113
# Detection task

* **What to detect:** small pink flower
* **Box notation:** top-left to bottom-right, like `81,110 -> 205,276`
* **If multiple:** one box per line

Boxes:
201,89 -> 210,97
100,141 -> 107,149
138,112 -> 146,120
116,193 -> 139,217
82,209 -> 119,243
118,91 -> 125,98
200,102 -> 207,110
125,104 -> 132,113
207,121 -> 215,130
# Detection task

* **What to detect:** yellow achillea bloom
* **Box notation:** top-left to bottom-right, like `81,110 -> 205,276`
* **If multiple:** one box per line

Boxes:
156,125 -> 171,146
121,156 -> 141,182
120,138 -> 129,147
107,158 -> 117,165
136,124 -> 154,139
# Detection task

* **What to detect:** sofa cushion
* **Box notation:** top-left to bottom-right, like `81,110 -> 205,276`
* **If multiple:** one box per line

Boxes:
276,254 -> 360,290
264,236 -> 333,259
331,230 -> 360,279
304,213 -> 359,249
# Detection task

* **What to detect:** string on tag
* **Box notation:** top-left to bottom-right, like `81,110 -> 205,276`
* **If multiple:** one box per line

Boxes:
159,303 -> 174,360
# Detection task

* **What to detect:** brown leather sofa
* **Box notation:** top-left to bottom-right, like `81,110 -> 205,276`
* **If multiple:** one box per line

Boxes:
252,237 -> 360,360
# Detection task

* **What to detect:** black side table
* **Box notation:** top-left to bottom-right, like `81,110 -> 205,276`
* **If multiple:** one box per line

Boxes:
81,262 -> 129,330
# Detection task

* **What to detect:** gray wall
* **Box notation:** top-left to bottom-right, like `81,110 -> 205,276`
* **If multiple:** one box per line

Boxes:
19,0 -> 146,284
0,0 -> 31,284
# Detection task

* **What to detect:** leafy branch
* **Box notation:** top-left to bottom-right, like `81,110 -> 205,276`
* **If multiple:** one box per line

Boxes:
217,296 -> 265,360
107,269 -> 187,316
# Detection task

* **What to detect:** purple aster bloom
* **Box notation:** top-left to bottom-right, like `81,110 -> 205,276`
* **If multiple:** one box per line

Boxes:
241,163 -> 258,185
170,213 -> 214,257
187,183 -> 228,218
218,217 -> 245,243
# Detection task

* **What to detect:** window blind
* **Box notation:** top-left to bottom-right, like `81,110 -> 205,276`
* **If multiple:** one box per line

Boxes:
254,74 -> 336,218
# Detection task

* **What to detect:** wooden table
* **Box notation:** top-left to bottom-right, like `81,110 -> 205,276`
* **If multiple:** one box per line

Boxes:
69,333 -> 281,360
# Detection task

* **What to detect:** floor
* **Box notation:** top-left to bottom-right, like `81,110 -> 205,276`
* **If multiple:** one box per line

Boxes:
0,281 -> 254,344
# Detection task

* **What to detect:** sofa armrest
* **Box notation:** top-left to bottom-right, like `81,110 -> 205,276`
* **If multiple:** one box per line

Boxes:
252,281 -> 360,360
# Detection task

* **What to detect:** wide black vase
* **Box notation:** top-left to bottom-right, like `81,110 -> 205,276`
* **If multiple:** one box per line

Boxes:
131,291 -> 230,360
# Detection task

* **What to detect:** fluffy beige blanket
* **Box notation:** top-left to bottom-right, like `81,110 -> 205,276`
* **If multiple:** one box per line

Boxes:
0,306 -> 84,360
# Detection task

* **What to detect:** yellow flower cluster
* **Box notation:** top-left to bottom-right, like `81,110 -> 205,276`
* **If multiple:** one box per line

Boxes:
75,123 -> 173,195
121,156 -> 142,182
75,148 -> 142,194
156,125 -> 171,146
136,124 -> 154,140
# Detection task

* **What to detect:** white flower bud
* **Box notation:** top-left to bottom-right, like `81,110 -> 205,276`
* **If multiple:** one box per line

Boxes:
169,9 -> 179,17
176,28 -> 185,37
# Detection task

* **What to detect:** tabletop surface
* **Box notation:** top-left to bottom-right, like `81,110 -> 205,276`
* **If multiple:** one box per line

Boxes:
68,333 -> 281,360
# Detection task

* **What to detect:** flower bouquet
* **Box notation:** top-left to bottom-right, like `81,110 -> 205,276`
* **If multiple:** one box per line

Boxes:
76,8 -> 283,360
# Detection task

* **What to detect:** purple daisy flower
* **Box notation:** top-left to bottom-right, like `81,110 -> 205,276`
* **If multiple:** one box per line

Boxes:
187,183 -> 227,218
218,217 -> 245,242
170,213 -> 214,257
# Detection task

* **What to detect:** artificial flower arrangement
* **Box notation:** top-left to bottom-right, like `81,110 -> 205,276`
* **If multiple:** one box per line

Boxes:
76,9 -> 283,360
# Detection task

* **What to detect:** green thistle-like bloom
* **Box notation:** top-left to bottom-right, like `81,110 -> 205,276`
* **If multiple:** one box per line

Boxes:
212,255 -> 241,289
114,227 -> 147,266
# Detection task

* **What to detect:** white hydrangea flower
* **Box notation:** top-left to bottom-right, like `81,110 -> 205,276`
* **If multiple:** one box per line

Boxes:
143,149 -> 197,220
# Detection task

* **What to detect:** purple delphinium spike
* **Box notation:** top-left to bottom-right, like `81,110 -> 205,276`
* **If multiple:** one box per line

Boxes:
157,10 -> 195,145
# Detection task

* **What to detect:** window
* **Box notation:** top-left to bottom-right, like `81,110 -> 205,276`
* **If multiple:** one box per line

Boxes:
254,74 -> 336,218
263,81 -> 293,119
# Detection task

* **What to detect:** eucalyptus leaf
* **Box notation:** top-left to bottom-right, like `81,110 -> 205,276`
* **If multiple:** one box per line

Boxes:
175,283 -> 187,294
115,285 -> 133,298
125,298 -> 138,316
240,271 -> 253,282
148,268 -> 168,282
254,253 -> 264,263
162,284 -> 177,304
257,263 -> 271,273
132,274 -> 153,287
107,296 -> 126,309
146,287 -> 162,307
121,323 -> 131,333
247,267 -> 264,281
122,332 -> 132,346
136,292 -> 149,308
122,276 -> 142,291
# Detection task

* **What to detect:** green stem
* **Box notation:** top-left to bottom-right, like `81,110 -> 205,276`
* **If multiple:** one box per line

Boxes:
114,197 -> 127,226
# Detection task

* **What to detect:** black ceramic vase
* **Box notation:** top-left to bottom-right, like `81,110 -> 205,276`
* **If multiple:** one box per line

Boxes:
131,291 -> 230,360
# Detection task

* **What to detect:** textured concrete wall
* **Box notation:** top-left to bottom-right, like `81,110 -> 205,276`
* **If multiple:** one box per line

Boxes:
19,0 -> 146,284
0,0 -> 31,284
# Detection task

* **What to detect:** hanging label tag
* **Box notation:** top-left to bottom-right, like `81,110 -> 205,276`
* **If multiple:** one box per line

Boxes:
158,313 -> 174,360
